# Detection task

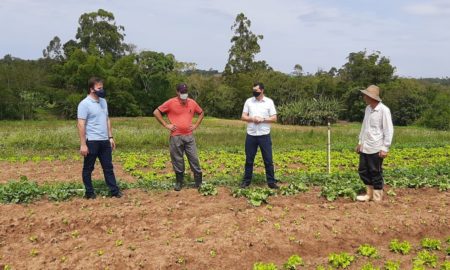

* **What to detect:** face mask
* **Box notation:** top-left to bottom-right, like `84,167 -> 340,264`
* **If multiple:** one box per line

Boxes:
180,93 -> 188,100
253,91 -> 262,98
94,88 -> 106,98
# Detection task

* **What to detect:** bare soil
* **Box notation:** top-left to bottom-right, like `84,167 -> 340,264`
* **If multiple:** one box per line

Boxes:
0,187 -> 448,269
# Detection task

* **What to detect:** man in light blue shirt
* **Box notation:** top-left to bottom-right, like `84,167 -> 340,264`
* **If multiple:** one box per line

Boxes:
77,77 -> 121,199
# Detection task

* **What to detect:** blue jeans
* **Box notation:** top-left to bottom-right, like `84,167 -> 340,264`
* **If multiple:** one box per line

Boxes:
82,140 -> 120,195
243,134 -> 276,184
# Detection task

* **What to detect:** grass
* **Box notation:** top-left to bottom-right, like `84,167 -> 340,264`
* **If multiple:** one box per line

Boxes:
0,117 -> 449,157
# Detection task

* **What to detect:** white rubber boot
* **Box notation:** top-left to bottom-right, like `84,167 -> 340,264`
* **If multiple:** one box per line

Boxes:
373,189 -> 383,202
356,185 -> 374,202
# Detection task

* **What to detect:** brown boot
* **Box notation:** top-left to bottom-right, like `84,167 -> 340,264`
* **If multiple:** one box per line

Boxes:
356,185 -> 374,202
373,189 -> 383,202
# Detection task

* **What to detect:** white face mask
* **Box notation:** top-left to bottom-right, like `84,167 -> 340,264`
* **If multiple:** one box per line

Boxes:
180,93 -> 188,100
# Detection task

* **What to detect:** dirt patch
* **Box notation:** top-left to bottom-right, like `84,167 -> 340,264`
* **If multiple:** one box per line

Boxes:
0,187 -> 448,269
0,160 -> 136,184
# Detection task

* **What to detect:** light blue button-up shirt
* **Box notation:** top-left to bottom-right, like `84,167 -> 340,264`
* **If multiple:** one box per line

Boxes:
77,96 -> 109,141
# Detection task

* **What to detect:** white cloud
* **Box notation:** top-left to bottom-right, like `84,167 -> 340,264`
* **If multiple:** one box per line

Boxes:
404,0 -> 450,16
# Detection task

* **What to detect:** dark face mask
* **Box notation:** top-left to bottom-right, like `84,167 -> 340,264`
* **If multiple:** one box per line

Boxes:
253,91 -> 262,98
94,88 -> 106,98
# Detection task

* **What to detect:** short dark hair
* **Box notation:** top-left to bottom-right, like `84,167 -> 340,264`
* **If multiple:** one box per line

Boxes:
87,77 -> 103,93
253,82 -> 264,90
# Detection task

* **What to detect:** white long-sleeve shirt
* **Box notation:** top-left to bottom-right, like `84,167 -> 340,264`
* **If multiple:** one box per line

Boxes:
358,102 -> 394,154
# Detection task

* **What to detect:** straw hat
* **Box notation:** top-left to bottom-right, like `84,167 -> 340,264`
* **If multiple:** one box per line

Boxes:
360,85 -> 381,102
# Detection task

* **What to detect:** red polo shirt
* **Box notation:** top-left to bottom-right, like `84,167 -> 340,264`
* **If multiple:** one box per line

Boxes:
158,97 -> 203,136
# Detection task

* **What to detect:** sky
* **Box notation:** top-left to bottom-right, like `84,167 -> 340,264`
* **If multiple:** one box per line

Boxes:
1,0 -> 450,78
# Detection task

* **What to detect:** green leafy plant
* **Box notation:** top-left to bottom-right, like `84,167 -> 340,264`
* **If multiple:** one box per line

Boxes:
420,237 -> 441,250
0,177 -> 43,203
357,244 -> 379,258
253,262 -> 278,270
280,183 -> 308,196
283,254 -> 304,269
233,187 -> 275,207
389,239 -> 411,255
440,261 -> 450,270
198,183 -> 218,196
328,252 -> 354,269
361,262 -> 380,270
383,260 -> 400,270
413,250 -> 438,268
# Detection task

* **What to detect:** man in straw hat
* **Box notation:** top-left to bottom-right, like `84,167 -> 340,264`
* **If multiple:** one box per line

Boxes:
355,85 -> 394,202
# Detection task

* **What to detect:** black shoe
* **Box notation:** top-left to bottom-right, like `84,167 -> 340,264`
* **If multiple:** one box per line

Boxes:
84,193 -> 96,199
111,191 -> 123,198
174,182 -> 182,191
268,183 -> 279,189
174,173 -> 184,191
194,173 -> 203,189
240,182 -> 250,189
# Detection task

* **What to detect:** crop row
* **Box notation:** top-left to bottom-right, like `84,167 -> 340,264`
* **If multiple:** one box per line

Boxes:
253,237 -> 450,269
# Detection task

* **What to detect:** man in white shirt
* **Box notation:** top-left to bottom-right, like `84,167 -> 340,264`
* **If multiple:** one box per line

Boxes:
355,85 -> 394,202
240,82 -> 279,189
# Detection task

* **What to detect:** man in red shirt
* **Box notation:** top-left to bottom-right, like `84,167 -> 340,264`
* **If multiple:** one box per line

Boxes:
153,83 -> 204,191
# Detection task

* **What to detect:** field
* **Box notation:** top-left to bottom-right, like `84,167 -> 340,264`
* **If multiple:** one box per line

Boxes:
0,118 -> 449,269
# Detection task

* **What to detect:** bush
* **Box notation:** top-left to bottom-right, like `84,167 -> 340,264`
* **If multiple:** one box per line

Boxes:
418,92 -> 450,130
278,97 -> 343,126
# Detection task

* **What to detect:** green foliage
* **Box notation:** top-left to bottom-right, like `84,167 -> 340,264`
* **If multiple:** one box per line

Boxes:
382,79 -> 428,126
319,173 -> 365,201
280,182 -> 308,196
420,237 -> 441,250
224,13 -> 270,74
283,254 -> 304,269
440,261 -> 450,270
0,176 -> 43,203
413,250 -> 438,268
198,183 -> 218,196
357,244 -> 379,258
361,263 -> 380,270
232,187 -> 275,206
42,182 -> 84,201
0,178 -> 131,204
418,92 -> 450,130
253,262 -> 278,270
328,252 -> 354,269
383,260 -> 400,270
278,97 -> 343,126
339,50 -> 396,86
75,9 -> 127,58
389,239 -> 411,255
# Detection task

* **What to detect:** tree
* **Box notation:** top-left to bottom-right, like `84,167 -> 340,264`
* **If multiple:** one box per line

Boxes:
293,64 -> 303,76
338,50 -> 397,120
338,50 -> 396,86
43,36 -> 64,61
224,13 -> 269,74
75,9 -> 126,59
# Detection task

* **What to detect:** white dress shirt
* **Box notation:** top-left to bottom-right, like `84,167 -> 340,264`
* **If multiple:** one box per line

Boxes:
358,102 -> 394,154
243,96 -> 277,136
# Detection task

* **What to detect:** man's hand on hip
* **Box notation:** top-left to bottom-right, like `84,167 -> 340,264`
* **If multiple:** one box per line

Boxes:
165,123 -> 177,131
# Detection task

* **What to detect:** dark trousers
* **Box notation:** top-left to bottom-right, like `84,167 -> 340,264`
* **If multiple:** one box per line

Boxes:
358,153 -> 384,190
82,140 -> 120,195
243,134 -> 276,184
